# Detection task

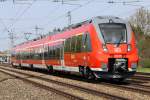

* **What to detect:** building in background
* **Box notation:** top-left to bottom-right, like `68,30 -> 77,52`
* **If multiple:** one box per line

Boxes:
0,51 -> 11,64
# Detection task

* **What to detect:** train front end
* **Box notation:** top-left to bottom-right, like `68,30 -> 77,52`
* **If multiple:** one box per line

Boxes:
91,16 -> 139,81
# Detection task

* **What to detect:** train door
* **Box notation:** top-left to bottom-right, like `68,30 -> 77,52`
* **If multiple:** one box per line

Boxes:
60,41 -> 65,70
64,38 -> 72,67
82,32 -> 92,67
70,36 -> 77,67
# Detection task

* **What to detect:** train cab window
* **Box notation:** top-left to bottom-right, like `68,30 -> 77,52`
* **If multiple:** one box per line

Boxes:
82,32 -> 92,52
71,36 -> 76,52
99,23 -> 127,44
64,38 -> 71,52
76,35 -> 82,52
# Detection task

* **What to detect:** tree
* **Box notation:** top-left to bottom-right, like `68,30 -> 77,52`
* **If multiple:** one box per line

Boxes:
129,7 -> 150,36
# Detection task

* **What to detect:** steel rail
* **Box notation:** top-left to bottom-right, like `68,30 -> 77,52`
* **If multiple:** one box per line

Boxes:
0,67 -> 83,100
0,66 -> 127,100
136,72 -> 150,76
132,76 -> 150,81
1,64 -> 150,97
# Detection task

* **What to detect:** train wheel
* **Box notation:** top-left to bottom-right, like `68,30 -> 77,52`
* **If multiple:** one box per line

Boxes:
47,65 -> 53,73
118,78 -> 125,82
79,66 -> 84,77
30,64 -> 34,69
18,64 -> 22,69
85,68 -> 95,80
114,78 -> 125,82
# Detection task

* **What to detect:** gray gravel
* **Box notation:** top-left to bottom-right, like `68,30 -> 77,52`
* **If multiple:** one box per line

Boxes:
0,72 -> 68,100
43,74 -> 150,100
1,65 -> 150,100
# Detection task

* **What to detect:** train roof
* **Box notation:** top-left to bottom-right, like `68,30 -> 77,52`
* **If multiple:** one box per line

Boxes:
13,16 -> 125,50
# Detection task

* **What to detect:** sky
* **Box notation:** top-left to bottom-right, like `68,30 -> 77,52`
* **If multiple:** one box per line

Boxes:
0,0 -> 150,51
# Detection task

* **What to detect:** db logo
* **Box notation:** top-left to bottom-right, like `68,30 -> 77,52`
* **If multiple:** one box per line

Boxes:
114,48 -> 121,52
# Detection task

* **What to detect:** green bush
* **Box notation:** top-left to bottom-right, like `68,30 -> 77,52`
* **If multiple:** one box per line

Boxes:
140,59 -> 150,68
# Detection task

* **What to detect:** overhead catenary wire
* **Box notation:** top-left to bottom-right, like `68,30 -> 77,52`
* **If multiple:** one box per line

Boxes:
1,0 -> 78,37
0,0 -> 149,51
7,0 -> 37,31
42,0 -> 95,28
0,0 -> 115,33
0,18 -> 11,34
0,0 -> 36,33
2,0 -> 149,37
106,0 -> 150,18
0,2 -> 24,34
0,0 -> 36,49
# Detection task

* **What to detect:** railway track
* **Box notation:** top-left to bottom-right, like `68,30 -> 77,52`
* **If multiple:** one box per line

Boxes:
137,72 -> 150,76
0,65 -> 127,100
132,75 -> 150,81
1,64 -> 150,96
0,67 -> 82,100
19,66 -> 150,96
98,80 -> 150,96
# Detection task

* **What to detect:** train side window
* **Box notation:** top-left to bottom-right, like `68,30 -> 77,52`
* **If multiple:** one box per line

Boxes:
27,50 -> 30,59
30,50 -> 33,59
39,48 -> 42,60
16,52 -> 20,59
48,46 -> 52,59
22,52 -> 24,59
71,36 -> 76,52
76,35 -> 82,52
34,48 -> 39,60
48,46 -> 50,59
29,49 -> 31,59
82,32 -> 92,52
60,45 -> 63,59
53,46 -> 56,59
55,46 -> 57,59
32,48 -> 36,59
56,47 -> 60,59
44,46 -> 48,60
64,38 -> 71,52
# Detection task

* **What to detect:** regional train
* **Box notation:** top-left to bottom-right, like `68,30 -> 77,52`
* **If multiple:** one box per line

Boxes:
11,16 -> 139,81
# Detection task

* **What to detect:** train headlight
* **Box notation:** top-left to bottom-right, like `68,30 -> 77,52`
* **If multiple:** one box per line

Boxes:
102,44 -> 108,52
127,44 -> 132,52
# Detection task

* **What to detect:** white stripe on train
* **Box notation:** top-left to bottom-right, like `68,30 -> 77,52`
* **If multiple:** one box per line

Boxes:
13,63 -> 103,72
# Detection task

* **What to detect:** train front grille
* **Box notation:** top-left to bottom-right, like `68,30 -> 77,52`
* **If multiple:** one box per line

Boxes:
108,58 -> 128,73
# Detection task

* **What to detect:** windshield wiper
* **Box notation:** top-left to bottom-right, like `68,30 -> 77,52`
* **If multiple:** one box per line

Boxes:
116,34 -> 123,47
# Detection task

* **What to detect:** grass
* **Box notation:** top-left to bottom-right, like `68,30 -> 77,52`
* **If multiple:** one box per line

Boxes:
137,67 -> 150,73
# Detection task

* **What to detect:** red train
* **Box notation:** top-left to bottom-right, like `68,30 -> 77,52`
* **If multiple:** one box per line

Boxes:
11,16 -> 139,81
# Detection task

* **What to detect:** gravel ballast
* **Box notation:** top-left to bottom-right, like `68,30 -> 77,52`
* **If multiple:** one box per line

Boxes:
0,72 -> 68,100
0,65 -> 150,100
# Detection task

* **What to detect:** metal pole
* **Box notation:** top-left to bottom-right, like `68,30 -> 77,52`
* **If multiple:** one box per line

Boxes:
67,11 -> 71,26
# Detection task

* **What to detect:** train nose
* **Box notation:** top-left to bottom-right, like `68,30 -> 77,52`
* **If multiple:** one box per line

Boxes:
114,61 -> 128,73
108,58 -> 128,73
106,44 -> 128,55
